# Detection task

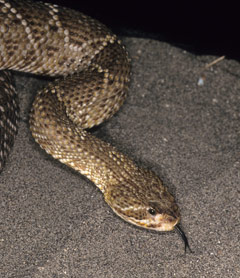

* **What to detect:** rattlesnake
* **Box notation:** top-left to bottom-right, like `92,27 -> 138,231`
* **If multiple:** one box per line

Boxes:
0,0 -> 190,251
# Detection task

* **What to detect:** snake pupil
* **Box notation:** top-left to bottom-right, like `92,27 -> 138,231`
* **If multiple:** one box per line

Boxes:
148,208 -> 156,215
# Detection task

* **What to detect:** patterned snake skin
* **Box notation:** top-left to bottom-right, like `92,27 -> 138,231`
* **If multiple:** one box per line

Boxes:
0,0 -> 190,251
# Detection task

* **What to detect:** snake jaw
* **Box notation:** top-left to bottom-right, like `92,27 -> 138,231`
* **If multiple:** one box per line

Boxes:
109,205 -> 180,232
145,213 -> 180,231
130,212 -> 180,232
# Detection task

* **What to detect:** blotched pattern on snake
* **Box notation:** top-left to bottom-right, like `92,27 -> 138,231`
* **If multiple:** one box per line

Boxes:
0,0 -> 190,251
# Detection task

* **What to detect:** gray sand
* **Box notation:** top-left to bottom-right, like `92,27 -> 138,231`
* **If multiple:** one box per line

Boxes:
0,38 -> 239,277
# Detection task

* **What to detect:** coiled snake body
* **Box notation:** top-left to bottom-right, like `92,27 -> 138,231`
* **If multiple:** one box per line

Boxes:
0,0 -> 190,250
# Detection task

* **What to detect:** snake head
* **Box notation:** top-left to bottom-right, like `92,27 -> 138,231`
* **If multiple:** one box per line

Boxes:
104,168 -> 180,232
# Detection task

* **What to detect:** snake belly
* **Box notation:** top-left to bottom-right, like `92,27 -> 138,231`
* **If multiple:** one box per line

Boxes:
0,0 -> 190,245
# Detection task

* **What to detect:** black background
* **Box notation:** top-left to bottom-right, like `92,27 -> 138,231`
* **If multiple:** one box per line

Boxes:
44,0 -> 240,60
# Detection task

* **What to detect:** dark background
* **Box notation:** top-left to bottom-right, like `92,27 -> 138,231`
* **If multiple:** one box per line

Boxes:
45,0 -> 240,60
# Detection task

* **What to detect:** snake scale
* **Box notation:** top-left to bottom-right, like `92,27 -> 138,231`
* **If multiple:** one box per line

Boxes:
0,0 -> 191,251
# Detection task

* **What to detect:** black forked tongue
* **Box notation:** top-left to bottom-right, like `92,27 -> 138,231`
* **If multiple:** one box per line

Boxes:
175,225 -> 192,253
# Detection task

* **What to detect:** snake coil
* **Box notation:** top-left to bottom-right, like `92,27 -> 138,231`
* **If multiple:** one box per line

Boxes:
0,0 -> 191,251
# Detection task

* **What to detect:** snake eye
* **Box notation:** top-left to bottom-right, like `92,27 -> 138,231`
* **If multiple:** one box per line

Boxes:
148,208 -> 156,216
